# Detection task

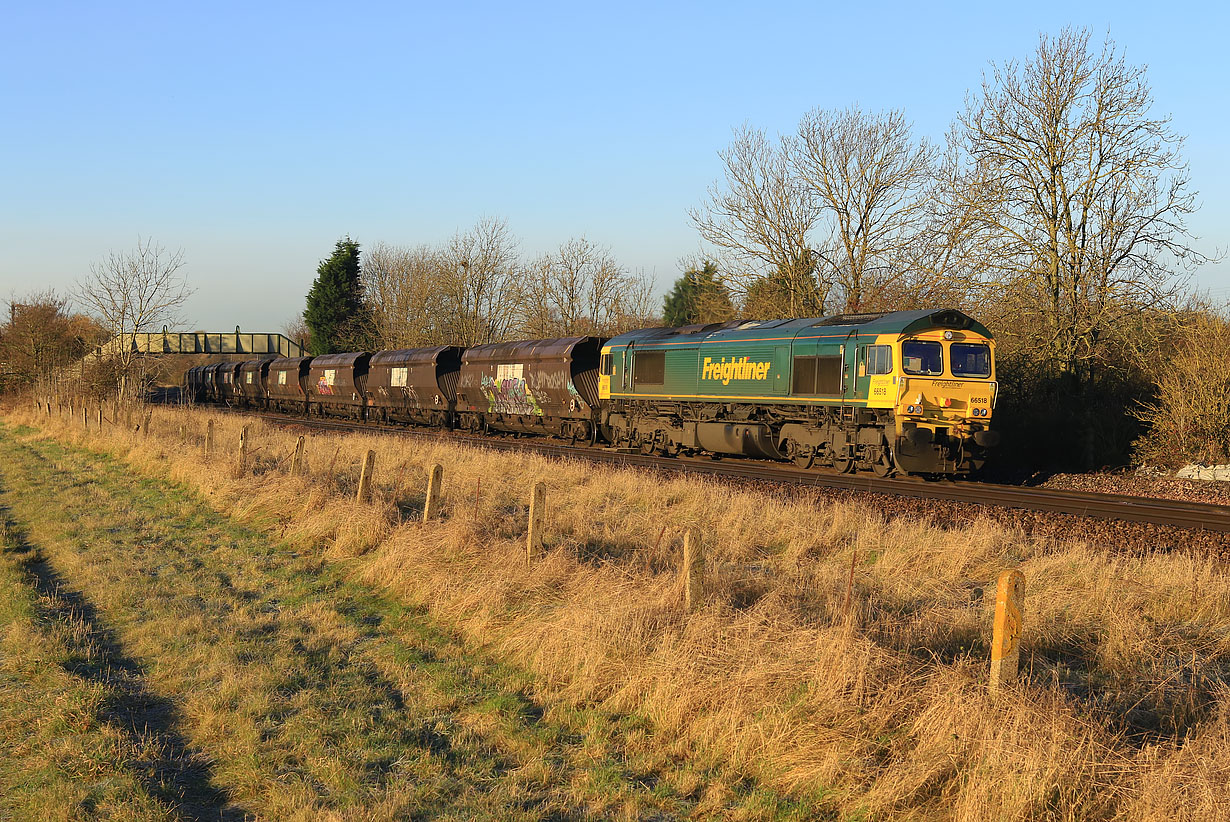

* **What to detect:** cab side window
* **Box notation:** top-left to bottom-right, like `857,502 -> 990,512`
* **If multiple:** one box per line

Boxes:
866,345 -> 893,375
599,353 -> 613,376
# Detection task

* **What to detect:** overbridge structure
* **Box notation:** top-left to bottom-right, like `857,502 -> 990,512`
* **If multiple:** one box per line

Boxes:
89,327 -> 305,360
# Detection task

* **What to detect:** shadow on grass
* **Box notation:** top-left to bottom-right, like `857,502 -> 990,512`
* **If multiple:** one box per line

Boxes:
2,508 -> 250,822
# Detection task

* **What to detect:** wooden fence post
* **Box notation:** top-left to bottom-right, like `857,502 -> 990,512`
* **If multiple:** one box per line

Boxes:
97,407 -> 103,428
204,419 -> 215,461
683,528 -> 704,612
290,436 -> 305,476
237,425 -> 250,473
990,569 -> 1026,694
422,463 -> 443,522
142,410 -> 152,436
324,446 -> 340,487
82,406 -> 88,430
356,450 -> 376,503
526,482 -> 546,563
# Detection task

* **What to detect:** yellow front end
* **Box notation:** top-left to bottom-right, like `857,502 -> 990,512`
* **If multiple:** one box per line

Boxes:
868,330 -> 998,474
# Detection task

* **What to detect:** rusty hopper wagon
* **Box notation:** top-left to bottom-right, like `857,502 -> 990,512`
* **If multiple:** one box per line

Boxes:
455,337 -> 603,442
306,352 -> 370,419
237,356 -> 278,408
365,346 -> 463,427
265,356 -> 314,414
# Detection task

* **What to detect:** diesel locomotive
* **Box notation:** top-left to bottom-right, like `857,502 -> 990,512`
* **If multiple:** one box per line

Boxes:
185,309 -> 998,477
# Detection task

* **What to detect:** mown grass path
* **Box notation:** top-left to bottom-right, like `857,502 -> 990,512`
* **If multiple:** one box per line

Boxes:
0,426 -> 757,821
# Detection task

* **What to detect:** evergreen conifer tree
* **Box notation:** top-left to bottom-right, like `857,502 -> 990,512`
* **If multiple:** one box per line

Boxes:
304,238 -> 364,354
662,260 -> 734,326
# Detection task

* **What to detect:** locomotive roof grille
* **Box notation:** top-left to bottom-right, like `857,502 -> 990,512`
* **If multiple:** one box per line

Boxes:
812,312 -> 893,327
927,310 -> 975,330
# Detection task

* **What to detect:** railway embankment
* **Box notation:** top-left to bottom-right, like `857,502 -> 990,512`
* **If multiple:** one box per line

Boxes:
4,400 -> 1230,820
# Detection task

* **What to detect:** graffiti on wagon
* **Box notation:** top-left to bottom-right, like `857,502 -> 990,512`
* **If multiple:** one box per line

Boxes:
481,364 -> 544,416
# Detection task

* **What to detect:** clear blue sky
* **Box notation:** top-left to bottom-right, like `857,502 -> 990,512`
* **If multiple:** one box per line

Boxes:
2,0 -> 1226,330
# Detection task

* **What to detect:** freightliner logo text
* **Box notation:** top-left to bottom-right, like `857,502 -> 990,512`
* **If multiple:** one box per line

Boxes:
702,356 -> 772,385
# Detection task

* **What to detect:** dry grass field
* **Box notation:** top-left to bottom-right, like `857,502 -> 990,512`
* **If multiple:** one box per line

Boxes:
3,400 -> 1229,820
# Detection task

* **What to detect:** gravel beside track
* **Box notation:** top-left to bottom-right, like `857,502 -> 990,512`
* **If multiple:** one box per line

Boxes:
1042,470 -> 1230,507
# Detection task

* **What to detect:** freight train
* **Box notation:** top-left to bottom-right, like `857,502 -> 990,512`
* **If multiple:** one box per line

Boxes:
185,309 -> 999,476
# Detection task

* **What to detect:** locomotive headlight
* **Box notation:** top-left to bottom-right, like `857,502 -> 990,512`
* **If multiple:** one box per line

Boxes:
944,330 -> 954,340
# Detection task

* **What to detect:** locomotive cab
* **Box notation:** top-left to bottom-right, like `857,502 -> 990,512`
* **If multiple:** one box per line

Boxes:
863,315 -> 999,475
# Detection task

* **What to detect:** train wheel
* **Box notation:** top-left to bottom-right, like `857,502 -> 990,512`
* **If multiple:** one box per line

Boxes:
835,448 -> 856,474
788,441 -> 814,469
638,433 -> 656,455
871,447 -> 895,478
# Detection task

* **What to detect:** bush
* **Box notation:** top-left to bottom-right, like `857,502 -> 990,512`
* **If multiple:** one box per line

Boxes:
1134,315 -> 1230,467
991,354 -> 1153,475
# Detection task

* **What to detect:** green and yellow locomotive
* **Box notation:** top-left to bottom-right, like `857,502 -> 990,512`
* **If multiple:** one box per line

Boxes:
598,309 -> 998,476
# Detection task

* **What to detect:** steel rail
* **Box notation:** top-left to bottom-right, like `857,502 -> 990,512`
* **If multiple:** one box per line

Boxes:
235,409 -> 1230,534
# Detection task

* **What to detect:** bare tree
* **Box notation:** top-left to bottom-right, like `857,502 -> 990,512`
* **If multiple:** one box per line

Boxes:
281,312 -> 312,353
950,28 -> 1214,375
690,125 -> 826,315
439,217 -> 522,346
518,258 -> 560,339
361,242 -> 449,348
794,106 -> 936,312
520,238 -> 653,337
898,132 -> 1003,312
74,237 -> 192,399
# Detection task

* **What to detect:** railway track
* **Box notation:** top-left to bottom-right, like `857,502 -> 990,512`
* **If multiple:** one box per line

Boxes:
224,408 -> 1230,535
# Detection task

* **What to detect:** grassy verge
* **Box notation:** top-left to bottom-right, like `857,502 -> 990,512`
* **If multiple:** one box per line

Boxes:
0,423 -> 812,820
0,507 -> 182,821
8,402 -> 1230,820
